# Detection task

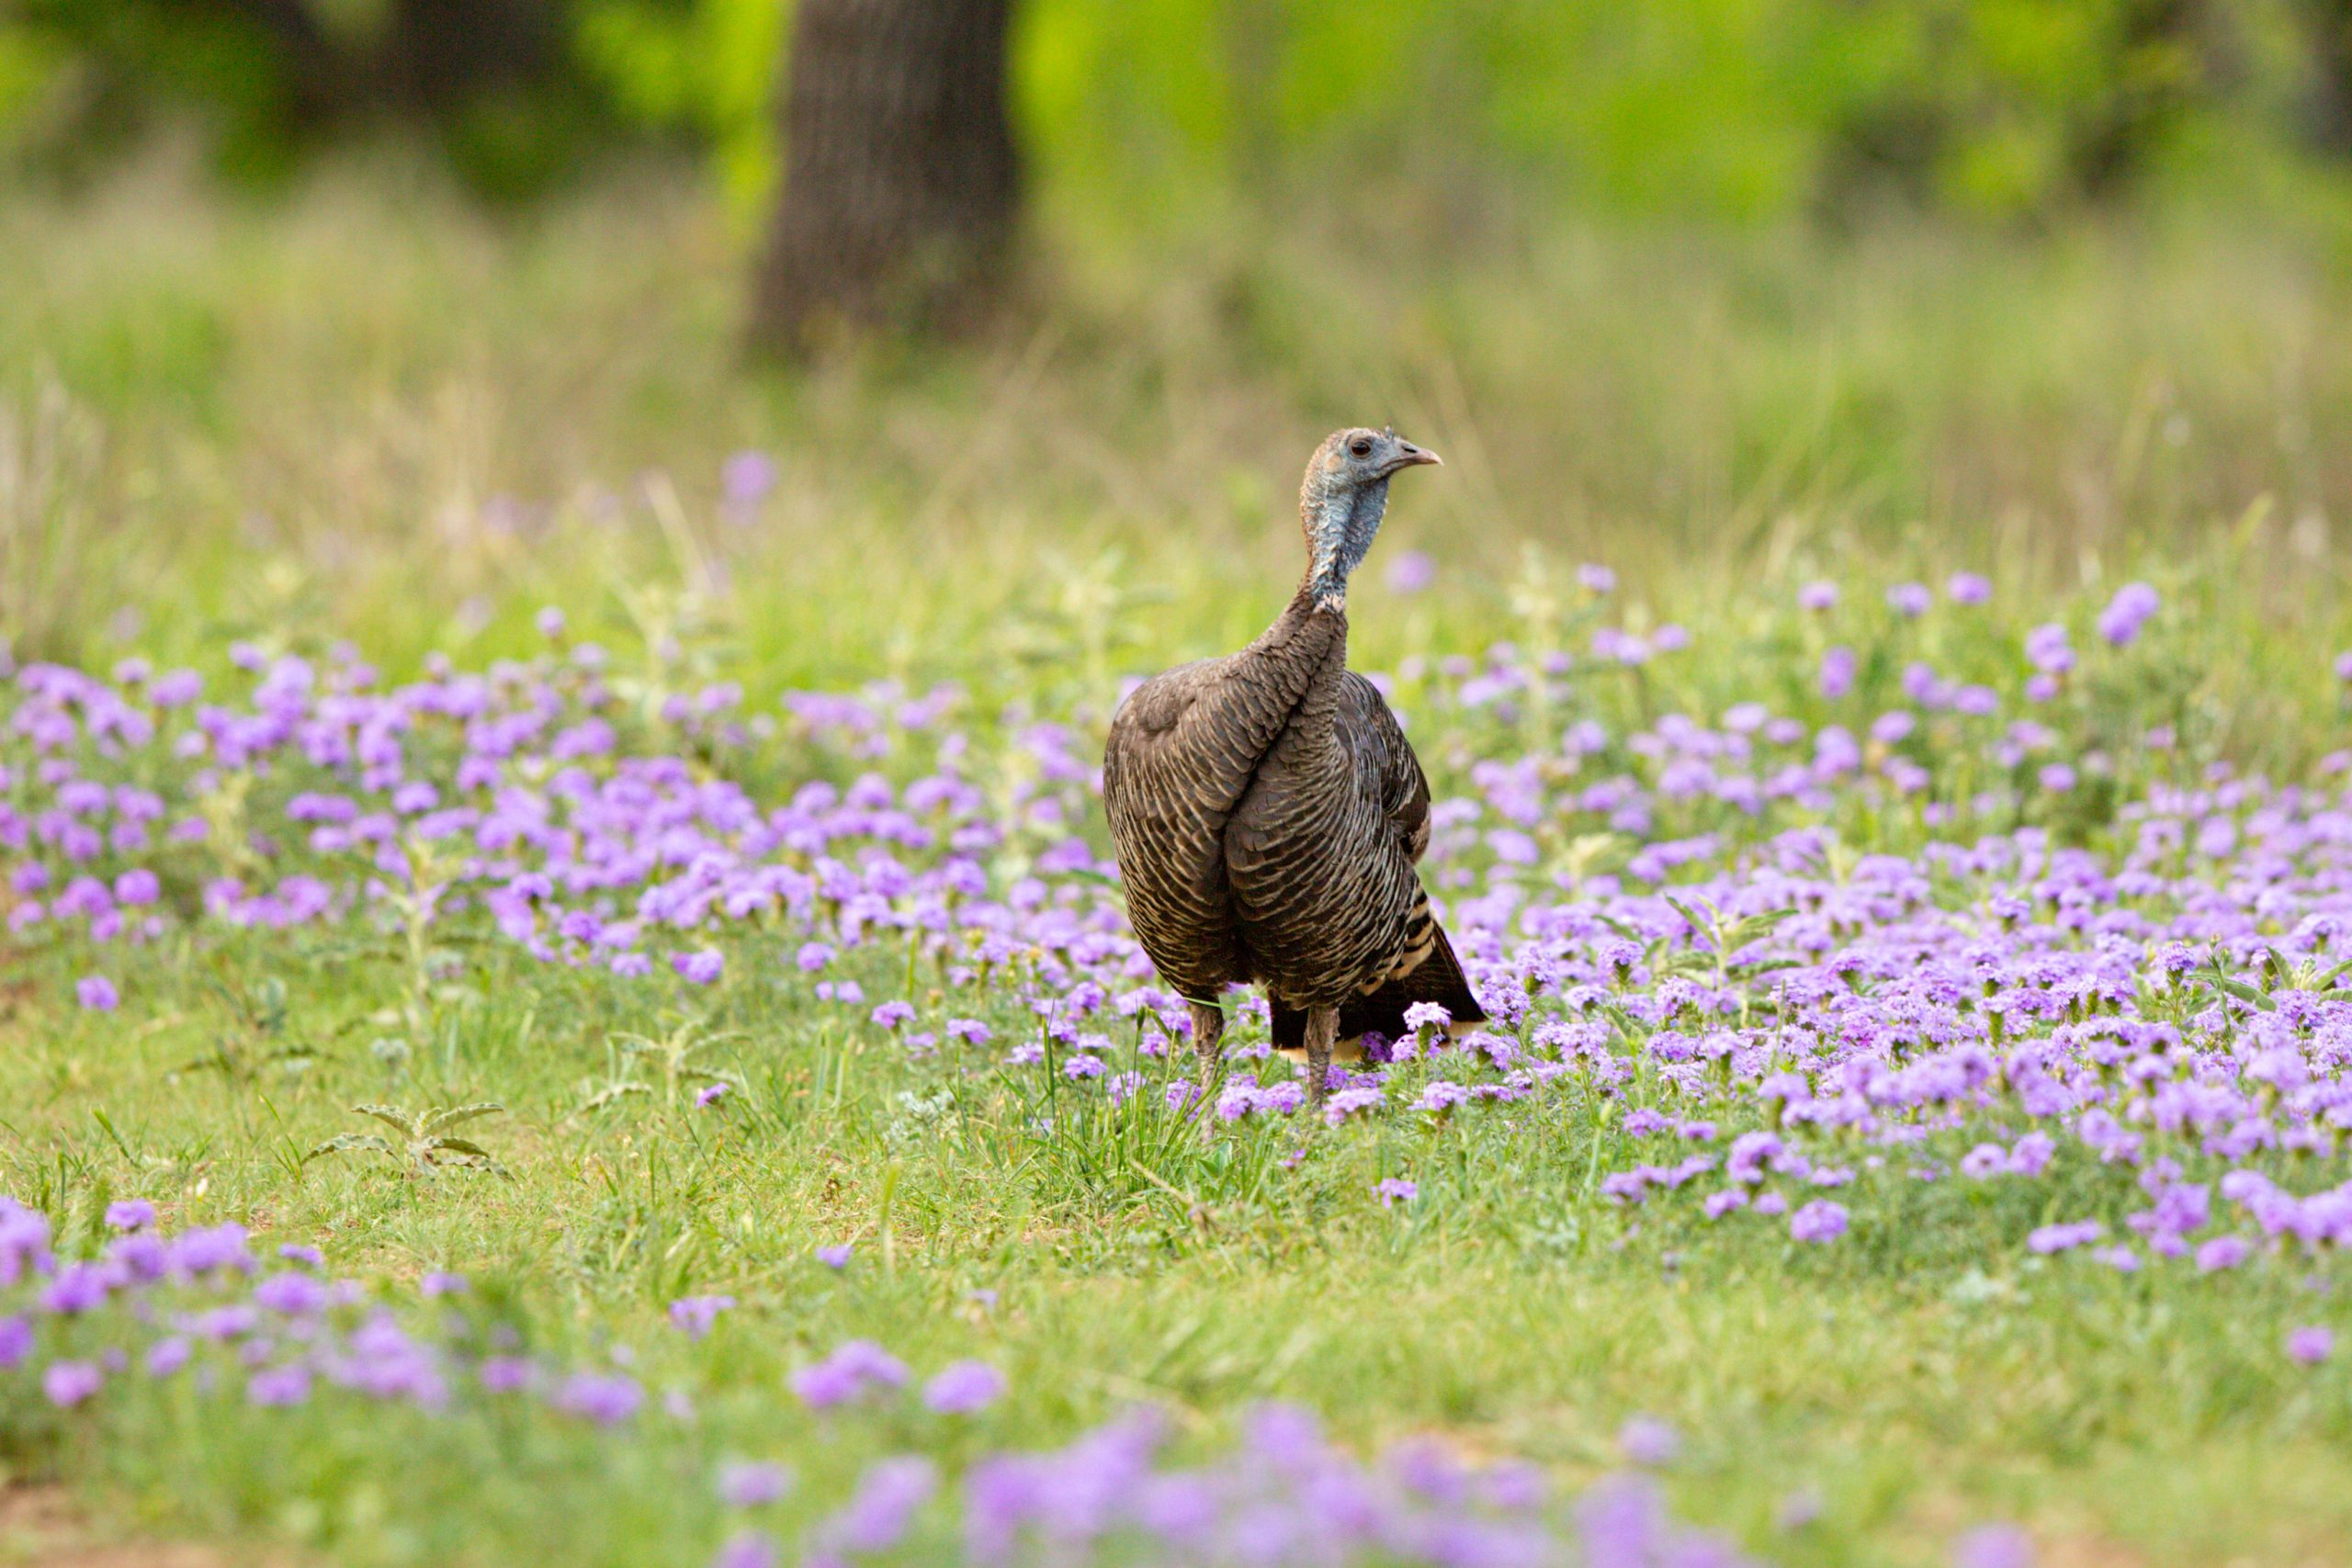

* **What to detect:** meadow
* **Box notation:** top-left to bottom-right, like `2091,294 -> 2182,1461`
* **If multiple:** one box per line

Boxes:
6,163 -> 2352,1567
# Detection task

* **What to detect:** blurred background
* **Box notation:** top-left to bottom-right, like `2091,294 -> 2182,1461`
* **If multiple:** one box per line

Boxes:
5,0 -> 2352,684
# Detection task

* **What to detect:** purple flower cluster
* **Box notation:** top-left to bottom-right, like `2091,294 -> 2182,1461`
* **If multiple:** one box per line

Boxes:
954,1404 -> 1745,1568
0,651 -> 1109,990
3,1198 -> 1800,1567
669,1293 -> 737,1339
790,1340 -> 910,1409
0,1199 -> 482,1418
921,1359 -> 1007,1415
6,581 -> 2348,1568
13,601 -> 2352,1294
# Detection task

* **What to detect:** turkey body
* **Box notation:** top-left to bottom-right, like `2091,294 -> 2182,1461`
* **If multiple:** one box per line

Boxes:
1102,584 -> 1485,1077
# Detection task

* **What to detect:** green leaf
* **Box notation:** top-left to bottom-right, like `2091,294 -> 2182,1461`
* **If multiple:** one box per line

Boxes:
1661,896 -> 1711,947
1592,912 -> 1645,942
354,1102 -> 423,1134
2211,977 -> 2276,1011
304,1134 -> 395,1163
1723,908 -> 1796,941
426,1139 -> 512,1178
424,1102 -> 506,1134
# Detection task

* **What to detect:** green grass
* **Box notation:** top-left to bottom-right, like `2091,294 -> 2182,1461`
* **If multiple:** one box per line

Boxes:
7,920 -> 2352,1567
6,162 -> 2352,1566
6,153 -> 2352,676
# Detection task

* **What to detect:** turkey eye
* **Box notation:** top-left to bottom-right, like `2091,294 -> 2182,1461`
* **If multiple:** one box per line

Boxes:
1350,439 -> 1373,457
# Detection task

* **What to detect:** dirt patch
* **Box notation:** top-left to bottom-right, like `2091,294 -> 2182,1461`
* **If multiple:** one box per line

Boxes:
0,1486 -> 232,1568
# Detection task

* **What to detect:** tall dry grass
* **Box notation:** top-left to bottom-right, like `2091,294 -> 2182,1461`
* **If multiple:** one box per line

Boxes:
0,155 -> 2347,685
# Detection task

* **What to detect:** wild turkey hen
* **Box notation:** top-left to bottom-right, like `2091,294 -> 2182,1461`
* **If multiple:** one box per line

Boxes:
1102,427 -> 1486,1104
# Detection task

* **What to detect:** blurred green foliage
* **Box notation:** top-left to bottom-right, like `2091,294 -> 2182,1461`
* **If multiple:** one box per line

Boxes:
574,0 -> 784,209
1019,0 -> 2347,222
2,0 -> 2349,219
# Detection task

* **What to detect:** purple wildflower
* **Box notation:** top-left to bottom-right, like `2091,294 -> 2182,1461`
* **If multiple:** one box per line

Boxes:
810,1456 -> 936,1557
1820,647 -> 1856,700
1386,550 -> 1436,595
552,1371 -> 644,1426
1413,1081 -> 1471,1113
2026,1222 -> 2102,1255
1617,1414 -> 1680,1466
922,1360 -> 1006,1414
2195,1235 -> 2251,1273
247,1364 -> 312,1406
721,450 -> 779,511
105,1199 -> 155,1231
709,1529 -> 778,1568
2025,623 -> 2075,674
254,1270 -> 330,1314
792,1340 -> 908,1409
480,1356 -> 536,1393
2096,581 -> 2160,646
669,1294 -> 737,1339
44,1359 -> 103,1406
717,1461 -> 794,1507
42,1263 -> 109,1314
1953,1524 -> 2036,1568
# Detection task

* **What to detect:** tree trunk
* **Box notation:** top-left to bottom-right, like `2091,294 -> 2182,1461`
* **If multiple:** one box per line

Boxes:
2310,0 -> 2352,153
749,0 -> 1021,355
229,0 -> 349,128
218,0 -> 561,117
380,0 -> 564,112
2070,0 -> 2210,196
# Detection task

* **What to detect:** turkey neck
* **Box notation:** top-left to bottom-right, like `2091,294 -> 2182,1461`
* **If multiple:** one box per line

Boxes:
1261,474 -> 1383,769
1233,590 -> 1347,779
1302,474 -> 1391,613
1214,476 -> 1377,774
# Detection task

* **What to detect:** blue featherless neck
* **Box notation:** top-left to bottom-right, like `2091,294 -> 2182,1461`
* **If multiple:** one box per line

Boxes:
1302,474 -> 1392,612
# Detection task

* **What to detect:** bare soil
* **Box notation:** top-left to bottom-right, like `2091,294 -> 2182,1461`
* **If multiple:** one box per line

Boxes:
0,1487 -> 231,1568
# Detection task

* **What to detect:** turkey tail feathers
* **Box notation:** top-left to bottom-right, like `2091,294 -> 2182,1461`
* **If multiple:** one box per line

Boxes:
1269,921 -> 1486,1051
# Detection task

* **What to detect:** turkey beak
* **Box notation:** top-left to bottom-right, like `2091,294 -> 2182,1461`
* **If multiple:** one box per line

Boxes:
1390,443 -> 1442,473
